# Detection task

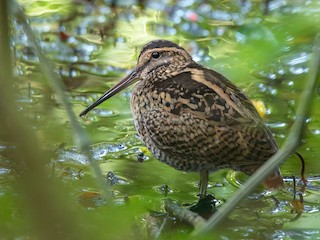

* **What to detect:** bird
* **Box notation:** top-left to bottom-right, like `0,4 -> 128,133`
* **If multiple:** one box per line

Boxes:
80,39 -> 283,198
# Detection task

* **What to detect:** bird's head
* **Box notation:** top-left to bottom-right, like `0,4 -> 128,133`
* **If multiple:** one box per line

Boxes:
80,40 -> 192,117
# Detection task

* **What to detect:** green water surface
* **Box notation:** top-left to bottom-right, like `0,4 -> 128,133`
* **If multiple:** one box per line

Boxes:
1,0 -> 320,239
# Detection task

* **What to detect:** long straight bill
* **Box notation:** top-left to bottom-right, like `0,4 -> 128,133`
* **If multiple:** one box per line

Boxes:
79,70 -> 138,117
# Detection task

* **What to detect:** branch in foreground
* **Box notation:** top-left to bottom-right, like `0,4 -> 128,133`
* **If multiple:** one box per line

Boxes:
192,34 -> 320,237
165,199 -> 206,229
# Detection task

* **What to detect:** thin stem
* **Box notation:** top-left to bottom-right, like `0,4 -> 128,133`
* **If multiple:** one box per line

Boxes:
193,34 -> 320,237
12,1 -> 112,201
165,199 -> 206,229
0,1 -> 91,239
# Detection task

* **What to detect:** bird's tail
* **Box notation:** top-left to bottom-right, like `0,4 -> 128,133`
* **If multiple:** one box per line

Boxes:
263,167 -> 284,189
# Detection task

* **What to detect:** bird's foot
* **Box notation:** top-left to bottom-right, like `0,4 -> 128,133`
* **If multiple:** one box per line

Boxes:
190,194 -> 217,219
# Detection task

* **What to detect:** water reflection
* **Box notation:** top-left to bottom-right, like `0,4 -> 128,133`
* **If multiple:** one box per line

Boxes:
2,0 -> 320,239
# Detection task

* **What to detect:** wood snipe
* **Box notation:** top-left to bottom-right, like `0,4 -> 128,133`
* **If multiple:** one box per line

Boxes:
80,40 -> 283,198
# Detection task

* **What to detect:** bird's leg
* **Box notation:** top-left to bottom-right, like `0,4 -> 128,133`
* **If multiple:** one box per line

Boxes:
199,170 -> 208,199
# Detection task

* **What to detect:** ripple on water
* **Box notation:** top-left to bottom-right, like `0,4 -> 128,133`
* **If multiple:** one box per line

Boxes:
266,122 -> 287,129
114,119 -> 135,132
283,52 -> 310,66
57,142 -> 128,164
91,143 -> 127,160
91,108 -> 115,117
106,171 -> 131,186
0,168 -> 11,176
81,109 -> 118,123
226,170 -> 248,188
57,147 -> 88,165
254,66 -> 286,81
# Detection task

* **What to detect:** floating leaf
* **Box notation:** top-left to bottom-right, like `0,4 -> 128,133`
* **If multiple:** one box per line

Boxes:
78,191 -> 105,208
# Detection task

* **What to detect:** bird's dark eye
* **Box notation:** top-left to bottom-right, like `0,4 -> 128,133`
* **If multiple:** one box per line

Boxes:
152,52 -> 160,59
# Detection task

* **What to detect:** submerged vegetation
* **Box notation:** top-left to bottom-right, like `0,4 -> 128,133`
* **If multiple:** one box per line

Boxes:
1,0 -> 320,239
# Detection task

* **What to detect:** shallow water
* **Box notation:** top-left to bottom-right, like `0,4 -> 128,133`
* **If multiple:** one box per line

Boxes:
1,0 -> 320,239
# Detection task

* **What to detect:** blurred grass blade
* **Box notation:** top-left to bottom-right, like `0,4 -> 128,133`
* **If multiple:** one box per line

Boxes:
193,34 -> 320,237
12,0 -> 112,201
0,1 -> 92,239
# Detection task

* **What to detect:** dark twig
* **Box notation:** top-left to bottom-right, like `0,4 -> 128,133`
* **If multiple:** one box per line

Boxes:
164,199 -> 206,229
295,152 -> 307,184
193,34 -> 320,237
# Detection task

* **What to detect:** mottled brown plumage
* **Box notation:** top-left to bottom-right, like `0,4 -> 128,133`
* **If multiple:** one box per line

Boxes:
80,40 -> 283,198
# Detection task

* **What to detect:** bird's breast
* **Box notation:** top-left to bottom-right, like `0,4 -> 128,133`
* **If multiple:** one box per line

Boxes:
131,86 -> 174,122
